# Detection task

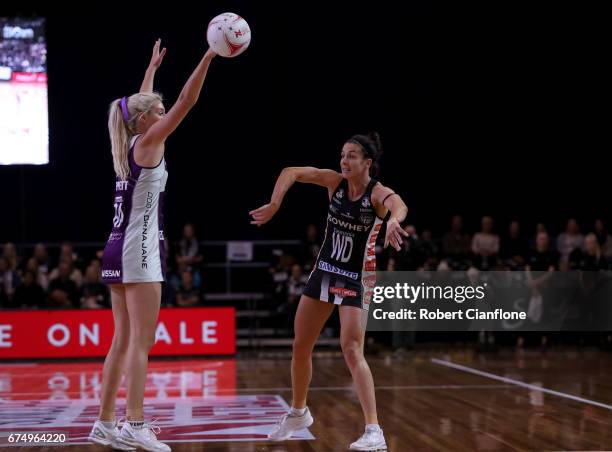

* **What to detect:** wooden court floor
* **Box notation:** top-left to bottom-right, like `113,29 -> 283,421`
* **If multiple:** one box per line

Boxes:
2,348 -> 612,451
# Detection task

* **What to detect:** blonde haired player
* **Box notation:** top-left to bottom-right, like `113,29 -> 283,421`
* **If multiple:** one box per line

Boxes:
89,39 -> 216,451
250,133 -> 408,451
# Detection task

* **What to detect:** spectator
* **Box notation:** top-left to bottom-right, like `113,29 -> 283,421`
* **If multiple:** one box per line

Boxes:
13,270 -> 46,309
500,220 -> 529,269
80,265 -> 110,309
471,216 -> 500,270
522,231 -> 558,351
47,259 -> 78,308
49,257 -> 83,288
0,256 -> 20,303
169,259 -> 201,292
176,223 -> 203,269
175,270 -> 201,307
286,263 -> 308,305
25,257 -> 49,290
89,258 -> 102,278
569,233 -> 609,271
277,263 -> 308,333
2,242 -> 20,272
60,242 -> 84,272
441,215 -> 472,268
571,234 -> 610,341
527,231 -> 559,271
33,243 -> 51,282
420,229 -> 439,269
269,252 -> 296,301
556,218 -> 584,263
594,219 -> 612,261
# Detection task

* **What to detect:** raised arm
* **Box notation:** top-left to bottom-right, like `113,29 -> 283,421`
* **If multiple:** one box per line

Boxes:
138,48 -> 216,160
249,167 -> 342,226
140,39 -> 166,93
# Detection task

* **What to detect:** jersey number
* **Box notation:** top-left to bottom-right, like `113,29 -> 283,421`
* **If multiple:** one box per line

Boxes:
113,202 -> 124,228
331,232 -> 353,263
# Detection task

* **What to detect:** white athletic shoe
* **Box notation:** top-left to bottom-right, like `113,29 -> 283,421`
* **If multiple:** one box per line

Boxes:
88,419 -> 135,450
349,426 -> 387,451
115,419 -> 171,452
267,408 -> 314,441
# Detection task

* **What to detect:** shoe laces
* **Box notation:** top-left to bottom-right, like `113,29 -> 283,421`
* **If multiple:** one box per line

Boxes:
145,418 -> 162,438
112,418 -> 124,433
131,418 -> 161,440
276,413 -> 289,428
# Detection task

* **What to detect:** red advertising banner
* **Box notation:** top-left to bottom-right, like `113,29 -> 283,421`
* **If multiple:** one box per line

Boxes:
11,72 -> 47,83
0,308 -> 235,359
0,360 -> 237,400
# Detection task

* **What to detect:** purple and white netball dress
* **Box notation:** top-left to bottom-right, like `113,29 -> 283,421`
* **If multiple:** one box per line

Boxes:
101,134 -> 168,284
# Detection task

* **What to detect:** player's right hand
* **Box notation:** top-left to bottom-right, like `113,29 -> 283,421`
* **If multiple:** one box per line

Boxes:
148,39 -> 167,69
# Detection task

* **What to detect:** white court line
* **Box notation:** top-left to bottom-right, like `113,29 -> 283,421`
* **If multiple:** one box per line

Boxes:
431,358 -> 612,411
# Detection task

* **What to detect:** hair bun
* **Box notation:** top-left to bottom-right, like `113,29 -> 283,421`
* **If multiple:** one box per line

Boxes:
367,131 -> 382,153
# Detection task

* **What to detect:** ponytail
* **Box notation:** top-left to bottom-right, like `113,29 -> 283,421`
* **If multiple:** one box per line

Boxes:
108,98 -> 131,181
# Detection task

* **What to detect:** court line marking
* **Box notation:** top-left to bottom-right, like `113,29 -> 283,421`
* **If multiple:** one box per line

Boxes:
431,358 -> 612,411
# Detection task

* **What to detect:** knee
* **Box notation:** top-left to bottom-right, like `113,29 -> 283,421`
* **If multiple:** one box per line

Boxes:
110,322 -> 130,355
341,340 -> 363,368
130,330 -> 156,351
110,335 -> 130,356
292,339 -> 313,360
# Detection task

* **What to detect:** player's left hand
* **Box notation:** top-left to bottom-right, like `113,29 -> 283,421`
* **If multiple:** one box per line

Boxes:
385,218 -> 409,251
249,202 -> 279,226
